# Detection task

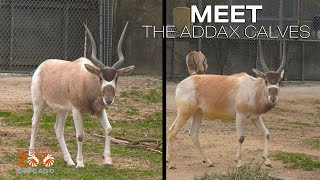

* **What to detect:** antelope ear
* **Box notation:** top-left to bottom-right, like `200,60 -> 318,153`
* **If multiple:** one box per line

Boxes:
85,64 -> 101,76
252,69 -> 266,79
117,65 -> 135,76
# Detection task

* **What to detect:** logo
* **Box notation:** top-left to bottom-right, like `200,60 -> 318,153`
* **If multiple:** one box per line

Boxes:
27,154 -> 40,167
16,147 -> 55,174
42,154 -> 54,167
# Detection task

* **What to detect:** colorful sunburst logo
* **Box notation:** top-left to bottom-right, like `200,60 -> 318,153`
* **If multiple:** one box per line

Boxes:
27,154 -> 40,167
42,153 -> 55,167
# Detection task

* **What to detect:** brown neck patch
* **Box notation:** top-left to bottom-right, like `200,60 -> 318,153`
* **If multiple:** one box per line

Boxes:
101,67 -> 117,81
255,79 -> 276,114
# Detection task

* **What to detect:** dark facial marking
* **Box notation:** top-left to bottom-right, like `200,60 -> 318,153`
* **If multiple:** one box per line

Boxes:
101,67 -> 117,82
103,85 -> 115,102
265,72 -> 281,85
268,87 -> 279,96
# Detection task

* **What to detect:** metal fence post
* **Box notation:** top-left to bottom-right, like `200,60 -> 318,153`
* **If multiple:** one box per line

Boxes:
64,0 -> 69,60
302,41 -> 305,81
9,1 -> 14,71
198,0 -> 202,51
108,0 -> 114,66
105,0 -> 114,66
99,0 -> 104,63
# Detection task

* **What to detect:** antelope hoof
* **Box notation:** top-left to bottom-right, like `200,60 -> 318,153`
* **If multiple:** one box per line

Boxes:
236,160 -> 243,168
76,164 -> 85,168
103,155 -> 113,166
264,159 -> 272,168
203,160 -> 214,167
65,160 -> 76,166
265,163 -> 272,168
104,163 -> 113,168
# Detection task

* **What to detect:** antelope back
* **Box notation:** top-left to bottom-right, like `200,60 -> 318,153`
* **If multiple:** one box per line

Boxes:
186,51 -> 208,75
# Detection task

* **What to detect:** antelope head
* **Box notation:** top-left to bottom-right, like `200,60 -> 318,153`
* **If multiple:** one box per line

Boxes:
84,22 -> 135,105
253,40 -> 286,104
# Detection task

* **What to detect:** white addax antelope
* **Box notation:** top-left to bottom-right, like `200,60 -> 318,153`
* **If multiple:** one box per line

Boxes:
186,51 -> 208,75
167,41 -> 286,169
29,22 -> 134,168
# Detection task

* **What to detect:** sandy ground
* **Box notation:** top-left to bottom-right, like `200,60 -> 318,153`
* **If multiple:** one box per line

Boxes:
166,81 -> 320,180
0,76 -> 32,111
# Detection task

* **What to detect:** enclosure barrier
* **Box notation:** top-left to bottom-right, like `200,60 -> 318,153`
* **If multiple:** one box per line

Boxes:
166,0 -> 320,81
0,0 -> 114,73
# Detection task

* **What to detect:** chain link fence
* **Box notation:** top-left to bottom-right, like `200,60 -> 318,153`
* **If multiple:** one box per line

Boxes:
166,0 -> 320,81
0,0 -> 115,73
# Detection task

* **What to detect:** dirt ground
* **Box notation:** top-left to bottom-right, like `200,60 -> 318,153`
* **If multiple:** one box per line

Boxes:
166,81 -> 320,180
0,75 -> 161,112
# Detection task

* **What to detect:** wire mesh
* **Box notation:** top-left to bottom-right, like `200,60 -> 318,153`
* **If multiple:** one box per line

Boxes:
0,0 -> 103,73
166,0 -> 320,81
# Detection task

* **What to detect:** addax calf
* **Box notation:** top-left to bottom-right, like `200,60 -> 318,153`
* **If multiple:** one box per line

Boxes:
186,51 -> 208,75
167,41 -> 286,169
29,22 -> 134,168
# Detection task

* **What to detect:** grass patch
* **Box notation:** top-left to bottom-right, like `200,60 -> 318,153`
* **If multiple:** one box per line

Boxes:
219,118 -> 235,123
0,109 -> 55,128
119,91 -> 129,98
25,102 -> 33,106
144,89 -> 161,103
195,164 -> 270,180
15,139 -> 30,148
273,151 -> 320,170
8,159 -> 161,180
129,90 -> 144,97
1,111 -> 32,127
112,146 -> 162,164
112,110 -> 162,140
120,89 -> 161,103
0,111 -> 12,117
288,121 -> 312,127
272,107 -> 296,114
125,106 -> 140,116
3,152 -> 17,163
303,139 -> 320,150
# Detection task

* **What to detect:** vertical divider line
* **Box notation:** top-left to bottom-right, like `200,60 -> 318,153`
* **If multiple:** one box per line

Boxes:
162,0 -> 167,177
